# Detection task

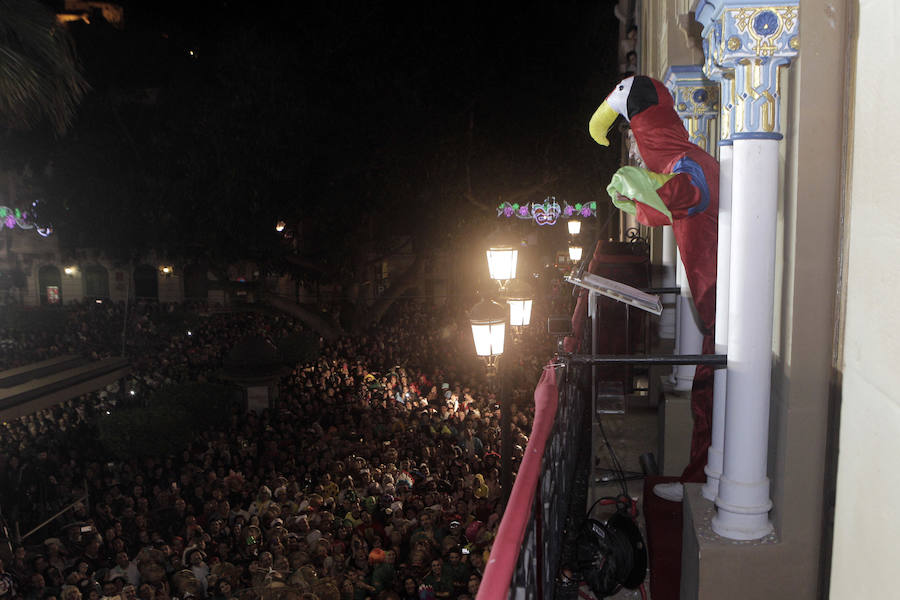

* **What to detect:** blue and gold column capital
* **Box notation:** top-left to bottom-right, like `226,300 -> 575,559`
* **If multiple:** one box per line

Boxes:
701,46 -> 736,146
695,0 -> 799,140
663,65 -> 719,154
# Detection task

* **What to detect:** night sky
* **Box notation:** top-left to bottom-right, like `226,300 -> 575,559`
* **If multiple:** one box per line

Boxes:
20,1 -> 623,272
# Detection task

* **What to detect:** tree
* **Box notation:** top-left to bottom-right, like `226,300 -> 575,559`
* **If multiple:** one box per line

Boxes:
0,0 -> 88,133
0,0 -> 88,239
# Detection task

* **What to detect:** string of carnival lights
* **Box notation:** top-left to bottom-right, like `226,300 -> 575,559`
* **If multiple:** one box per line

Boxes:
497,196 -> 598,226
0,205 -> 52,237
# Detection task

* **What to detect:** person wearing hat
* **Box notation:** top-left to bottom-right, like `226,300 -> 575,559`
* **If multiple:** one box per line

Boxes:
370,548 -> 396,595
472,475 -> 489,500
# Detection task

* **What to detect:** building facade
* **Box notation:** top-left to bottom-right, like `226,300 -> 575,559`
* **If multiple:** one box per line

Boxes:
615,0 -> 894,597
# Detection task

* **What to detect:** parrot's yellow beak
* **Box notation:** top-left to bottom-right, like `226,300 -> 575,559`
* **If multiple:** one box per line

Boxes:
588,101 -> 619,147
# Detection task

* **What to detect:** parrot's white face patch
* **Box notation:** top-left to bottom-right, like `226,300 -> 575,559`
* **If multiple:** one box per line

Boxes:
605,76 -> 634,122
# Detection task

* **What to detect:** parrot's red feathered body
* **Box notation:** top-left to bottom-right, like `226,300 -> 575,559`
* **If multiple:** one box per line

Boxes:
616,76 -> 718,331
590,76 -> 718,482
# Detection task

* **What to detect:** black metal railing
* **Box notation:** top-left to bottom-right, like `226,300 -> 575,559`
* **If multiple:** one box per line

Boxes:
503,348 -> 726,598
508,365 -> 590,599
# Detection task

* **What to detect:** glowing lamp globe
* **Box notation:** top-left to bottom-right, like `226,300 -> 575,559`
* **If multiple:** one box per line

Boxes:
469,298 -> 507,358
567,219 -> 582,235
508,298 -> 533,327
275,221 -> 286,232
568,245 -> 583,262
486,245 -> 518,282
506,280 -> 534,327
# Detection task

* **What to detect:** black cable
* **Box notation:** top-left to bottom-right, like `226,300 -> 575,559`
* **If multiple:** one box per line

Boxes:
595,415 -> 629,498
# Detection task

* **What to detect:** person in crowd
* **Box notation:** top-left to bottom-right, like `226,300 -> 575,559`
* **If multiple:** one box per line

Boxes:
107,552 -> 140,588
421,559 -> 452,599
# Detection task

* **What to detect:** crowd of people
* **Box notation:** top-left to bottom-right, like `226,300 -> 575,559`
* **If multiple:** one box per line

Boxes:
0,296 -> 556,600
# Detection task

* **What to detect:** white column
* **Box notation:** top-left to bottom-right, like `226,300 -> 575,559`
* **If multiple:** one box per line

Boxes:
697,0 -> 798,540
701,61 -> 736,501
702,142 -> 732,501
712,139 -> 777,538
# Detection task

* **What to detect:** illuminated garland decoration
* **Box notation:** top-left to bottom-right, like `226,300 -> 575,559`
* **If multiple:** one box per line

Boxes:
496,197 -> 598,226
0,206 -> 52,237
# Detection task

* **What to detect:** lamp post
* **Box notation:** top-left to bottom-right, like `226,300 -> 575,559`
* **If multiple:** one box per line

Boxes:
469,297 -> 513,506
503,280 -> 533,503
477,235 -> 534,505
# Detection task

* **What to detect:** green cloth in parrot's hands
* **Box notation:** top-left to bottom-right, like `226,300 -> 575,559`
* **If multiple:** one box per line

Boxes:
606,165 -> 675,224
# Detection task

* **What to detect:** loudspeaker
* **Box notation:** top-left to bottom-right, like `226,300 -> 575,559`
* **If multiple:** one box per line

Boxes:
575,511 -> 647,597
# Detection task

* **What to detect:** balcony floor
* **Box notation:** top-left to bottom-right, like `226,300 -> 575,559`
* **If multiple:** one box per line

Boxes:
585,392 -> 658,599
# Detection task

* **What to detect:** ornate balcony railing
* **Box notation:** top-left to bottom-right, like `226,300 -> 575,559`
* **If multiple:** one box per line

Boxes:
478,364 -> 591,600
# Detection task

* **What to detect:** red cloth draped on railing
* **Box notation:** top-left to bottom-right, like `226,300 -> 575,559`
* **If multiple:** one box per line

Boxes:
476,364 -> 559,600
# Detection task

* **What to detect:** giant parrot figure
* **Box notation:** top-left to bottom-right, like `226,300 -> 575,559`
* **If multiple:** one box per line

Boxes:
589,75 -> 718,488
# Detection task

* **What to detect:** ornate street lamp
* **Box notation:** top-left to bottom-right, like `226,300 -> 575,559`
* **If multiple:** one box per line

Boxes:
569,245 -> 583,262
469,297 -> 507,370
486,243 -> 518,291
568,219 -> 582,235
506,279 -> 533,328
469,296 -> 514,505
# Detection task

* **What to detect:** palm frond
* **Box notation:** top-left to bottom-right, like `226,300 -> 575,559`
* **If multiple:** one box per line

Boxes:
0,0 -> 89,133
